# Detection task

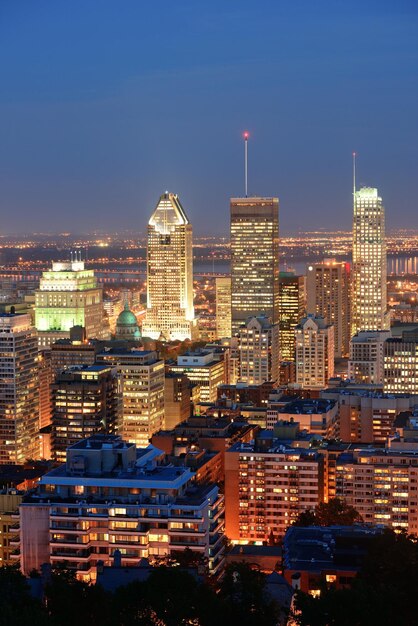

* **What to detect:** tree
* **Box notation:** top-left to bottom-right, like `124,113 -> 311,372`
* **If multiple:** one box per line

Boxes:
0,565 -> 49,626
293,498 -> 362,527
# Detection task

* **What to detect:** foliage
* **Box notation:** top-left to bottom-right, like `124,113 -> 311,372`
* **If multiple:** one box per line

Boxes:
293,497 -> 362,527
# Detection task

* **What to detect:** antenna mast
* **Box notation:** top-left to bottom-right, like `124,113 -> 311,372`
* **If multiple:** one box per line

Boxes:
243,131 -> 249,197
353,151 -> 357,213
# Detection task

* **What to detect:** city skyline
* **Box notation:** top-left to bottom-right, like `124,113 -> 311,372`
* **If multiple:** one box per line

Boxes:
0,1 -> 417,234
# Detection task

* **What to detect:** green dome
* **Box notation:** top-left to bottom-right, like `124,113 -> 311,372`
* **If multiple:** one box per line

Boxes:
117,303 -> 138,326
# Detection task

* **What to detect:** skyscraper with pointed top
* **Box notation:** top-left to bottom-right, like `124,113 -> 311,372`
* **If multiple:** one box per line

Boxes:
142,192 -> 196,341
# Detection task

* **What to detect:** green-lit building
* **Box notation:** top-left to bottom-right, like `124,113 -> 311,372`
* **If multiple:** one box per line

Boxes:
35,260 -> 109,347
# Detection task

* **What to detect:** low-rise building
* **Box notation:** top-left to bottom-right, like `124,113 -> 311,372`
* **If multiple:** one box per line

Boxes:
167,351 -> 225,403
269,399 -> 338,436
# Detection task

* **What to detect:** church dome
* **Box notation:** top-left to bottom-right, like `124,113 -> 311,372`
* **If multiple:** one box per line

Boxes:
115,303 -> 141,340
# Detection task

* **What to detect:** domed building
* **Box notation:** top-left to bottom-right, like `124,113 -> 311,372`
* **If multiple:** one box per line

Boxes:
115,302 -> 141,342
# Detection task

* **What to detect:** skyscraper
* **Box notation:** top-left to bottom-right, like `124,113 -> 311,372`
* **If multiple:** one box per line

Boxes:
35,258 -> 108,347
295,314 -> 335,390
215,276 -> 232,339
306,260 -> 351,357
238,315 -> 279,385
352,186 -> 389,335
0,314 -> 39,464
230,197 -> 279,336
279,272 -> 306,361
142,192 -> 195,341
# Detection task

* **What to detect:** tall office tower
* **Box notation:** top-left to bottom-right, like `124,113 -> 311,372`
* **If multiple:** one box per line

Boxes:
238,315 -> 279,385
0,314 -> 39,464
35,258 -> 108,348
97,349 -> 165,448
215,276 -> 232,339
142,192 -> 195,341
352,186 -> 389,335
279,272 -> 306,361
295,314 -> 335,390
51,365 -> 121,463
168,350 -> 226,404
384,329 -> 418,394
348,330 -> 391,384
38,350 -> 53,429
306,260 -> 351,358
230,197 -> 279,336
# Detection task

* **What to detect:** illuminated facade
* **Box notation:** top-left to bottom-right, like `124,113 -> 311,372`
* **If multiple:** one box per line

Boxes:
97,350 -> 165,448
279,272 -> 305,361
384,331 -> 418,394
215,276 -> 232,339
168,351 -> 225,404
230,197 -> 279,336
0,314 -> 39,464
348,330 -> 390,384
352,187 -> 389,335
35,260 -> 107,347
295,315 -> 334,390
238,315 -> 279,385
307,260 -> 350,357
51,365 -> 121,463
19,436 -> 225,579
142,192 -> 195,341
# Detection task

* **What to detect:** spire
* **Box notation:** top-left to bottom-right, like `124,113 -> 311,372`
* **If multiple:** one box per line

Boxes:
353,151 -> 357,214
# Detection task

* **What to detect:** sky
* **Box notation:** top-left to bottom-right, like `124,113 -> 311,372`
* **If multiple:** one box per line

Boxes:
0,0 -> 417,236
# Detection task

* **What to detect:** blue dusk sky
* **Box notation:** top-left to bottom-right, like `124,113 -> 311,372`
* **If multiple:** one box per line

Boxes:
0,0 -> 417,235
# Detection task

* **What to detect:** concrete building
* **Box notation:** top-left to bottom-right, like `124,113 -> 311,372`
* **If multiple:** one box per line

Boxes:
164,372 -> 191,430
51,365 -> 121,463
35,259 -> 108,348
306,260 -> 350,358
279,272 -> 306,362
225,435 -> 323,542
336,448 -> 418,534
384,329 -> 418,394
269,398 -> 338,437
238,315 -> 279,386
142,192 -> 196,341
0,491 -> 22,566
348,330 -> 391,384
168,351 -> 225,404
19,435 -> 225,579
322,387 -> 418,443
352,187 -> 389,335
230,197 -> 279,336
0,314 -> 39,464
97,350 -> 165,448
215,276 -> 232,339
295,315 -> 334,390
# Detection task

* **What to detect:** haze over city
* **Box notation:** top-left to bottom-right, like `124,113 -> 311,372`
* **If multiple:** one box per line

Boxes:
1,0 -> 417,235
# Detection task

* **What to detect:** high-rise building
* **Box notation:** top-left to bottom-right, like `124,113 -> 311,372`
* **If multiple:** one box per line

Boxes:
230,197 -> 279,336
384,329 -> 418,394
238,315 -> 279,385
215,276 -> 232,339
295,314 -> 335,390
97,349 -> 165,448
0,314 -> 39,464
51,365 -> 121,463
306,260 -> 350,357
279,272 -> 305,361
19,435 -> 225,579
142,192 -> 195,341
164,372 -> 191,430
35,259 -> 108,348
352,187 -> 389,335
348,330 -> 391,384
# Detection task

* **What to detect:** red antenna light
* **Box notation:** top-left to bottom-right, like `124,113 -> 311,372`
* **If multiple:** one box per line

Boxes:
243,131 -> 249,139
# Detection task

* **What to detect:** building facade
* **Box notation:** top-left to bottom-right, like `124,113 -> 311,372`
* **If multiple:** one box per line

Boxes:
348,330 -> 391,384
238,315 -> 279,385
51,365 -> 121,463
0,314 -> 39,464
279,272 -> 305,362
19,436 -> 225,579
168,351 -> 225,404
384,331 -> 418,394
142,192 -> 195,341
215,276 -> 232,339
35,259 -> 107,348
306,260 -> 350,358
295,315 -> 335,390
97,350 -> 165,448
230,197 -> 279,336
352,187 -> 389,335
